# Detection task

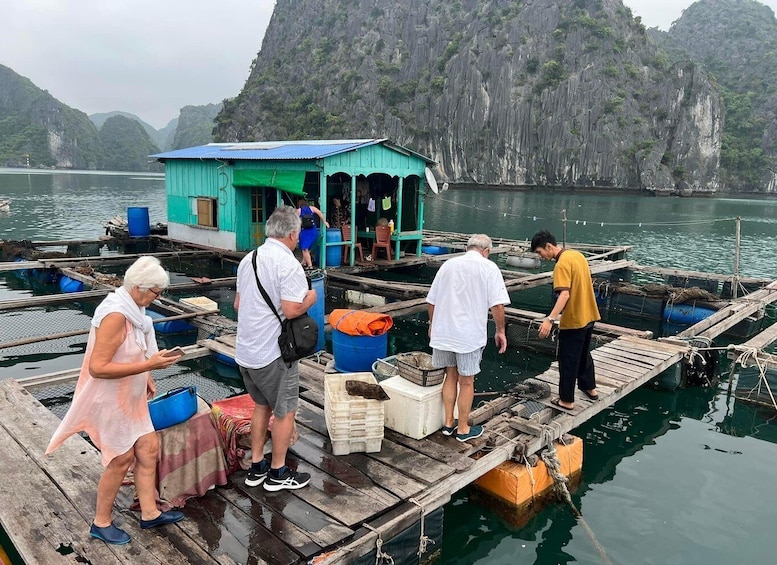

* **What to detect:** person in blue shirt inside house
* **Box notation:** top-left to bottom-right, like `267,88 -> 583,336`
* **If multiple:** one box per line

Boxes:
296,198 -> 329,270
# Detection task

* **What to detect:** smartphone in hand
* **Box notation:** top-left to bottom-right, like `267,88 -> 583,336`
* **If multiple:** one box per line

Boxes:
162,347 -> 185,358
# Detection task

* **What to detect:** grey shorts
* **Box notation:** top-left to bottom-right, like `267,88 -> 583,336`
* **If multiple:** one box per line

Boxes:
239,357 -> 299,418
432,347 -> 484,377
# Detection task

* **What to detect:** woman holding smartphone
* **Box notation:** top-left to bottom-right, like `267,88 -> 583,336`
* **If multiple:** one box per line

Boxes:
45,256 -> 185,544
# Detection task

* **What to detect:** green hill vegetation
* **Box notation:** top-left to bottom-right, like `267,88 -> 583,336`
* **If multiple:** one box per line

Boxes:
170,103 -> 221,150
98,115 -> 162,172
0,64 -> 102,168
649,0 -> 777,191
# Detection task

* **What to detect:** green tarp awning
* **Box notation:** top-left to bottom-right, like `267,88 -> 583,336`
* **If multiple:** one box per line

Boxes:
232,169 -> 306,197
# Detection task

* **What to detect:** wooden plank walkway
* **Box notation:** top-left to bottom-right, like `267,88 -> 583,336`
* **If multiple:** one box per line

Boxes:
1,332 -> 690,564
677,280 -> 777,340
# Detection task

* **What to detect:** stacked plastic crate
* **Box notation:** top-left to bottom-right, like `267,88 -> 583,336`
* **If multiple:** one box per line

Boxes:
324,372 -> 384,455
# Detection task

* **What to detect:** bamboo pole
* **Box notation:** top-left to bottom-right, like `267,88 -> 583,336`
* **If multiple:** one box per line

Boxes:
561,208 -> 567,248
733,216 -> 741,299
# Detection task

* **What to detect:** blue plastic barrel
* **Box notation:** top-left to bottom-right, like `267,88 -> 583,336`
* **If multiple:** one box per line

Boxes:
325,228 -> 343,267
213,351 -> 238,367
127,207 -> 150,237
663,303 -> 716,325
422,245 -> 448,255
332,329 -> 388,373
147,309 -> 197,334
59,275 -> 84,293
308,273 -> 325,352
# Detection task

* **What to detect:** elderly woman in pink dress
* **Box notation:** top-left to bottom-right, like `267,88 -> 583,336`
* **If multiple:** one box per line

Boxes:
46,256 -> 185,545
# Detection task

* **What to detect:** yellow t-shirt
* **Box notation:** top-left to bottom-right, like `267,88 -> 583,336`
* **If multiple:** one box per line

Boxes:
553,249 -> 601,330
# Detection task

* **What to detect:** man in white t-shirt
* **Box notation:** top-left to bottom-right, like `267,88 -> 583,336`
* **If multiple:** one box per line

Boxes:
427,234 -> 510,442
234,206 -> 316,491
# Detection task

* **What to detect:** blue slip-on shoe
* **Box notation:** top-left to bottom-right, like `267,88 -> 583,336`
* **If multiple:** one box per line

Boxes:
441,419 -> 458,436
455,425 -> 484,443
140,510 -> 185,529
90,522 -> 131,545
245,459 -> 270,487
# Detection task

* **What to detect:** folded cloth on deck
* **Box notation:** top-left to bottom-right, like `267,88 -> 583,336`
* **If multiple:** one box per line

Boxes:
211,394 -> 255,473
153,396 -> 228,508
329,309 -> 394,336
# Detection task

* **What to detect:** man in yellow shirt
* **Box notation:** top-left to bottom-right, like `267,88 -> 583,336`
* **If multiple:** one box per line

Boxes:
531,230 -> 600,410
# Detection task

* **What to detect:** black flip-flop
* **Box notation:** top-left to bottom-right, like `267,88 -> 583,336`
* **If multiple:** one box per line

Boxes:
581,390 -> 599,401
551,398 -> 574,411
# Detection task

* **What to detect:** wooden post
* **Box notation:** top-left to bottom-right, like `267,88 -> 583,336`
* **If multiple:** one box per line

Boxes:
395,177 -> 404,259
733,216 -> 741,299
562,209 -> 568,248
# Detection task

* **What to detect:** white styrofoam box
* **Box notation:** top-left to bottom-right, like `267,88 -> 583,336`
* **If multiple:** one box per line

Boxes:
180,296 -> 218,312
380,376 -> 445,440
324,372 -> 384,455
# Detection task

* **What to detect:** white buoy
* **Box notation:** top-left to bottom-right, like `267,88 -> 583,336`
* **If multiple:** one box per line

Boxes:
506,255 -> 541,269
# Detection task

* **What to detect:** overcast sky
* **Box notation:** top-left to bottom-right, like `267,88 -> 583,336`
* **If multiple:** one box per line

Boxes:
3,1 -> 777,130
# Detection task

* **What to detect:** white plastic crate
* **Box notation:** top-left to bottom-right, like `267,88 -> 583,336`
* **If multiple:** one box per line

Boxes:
180,296 -> 218,312
380,376 -> 445,439
324,372 -> 384,455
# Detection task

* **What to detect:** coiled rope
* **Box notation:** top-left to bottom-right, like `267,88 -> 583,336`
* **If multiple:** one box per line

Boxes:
729,345 -> 777,410
362,523 -> 394,565
408,498 -> 434,557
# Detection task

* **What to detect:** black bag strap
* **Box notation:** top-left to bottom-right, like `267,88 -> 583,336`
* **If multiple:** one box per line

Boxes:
251,250 -> 284,329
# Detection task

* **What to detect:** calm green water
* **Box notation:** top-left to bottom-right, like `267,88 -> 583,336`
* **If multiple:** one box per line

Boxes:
2,170 -> 776,564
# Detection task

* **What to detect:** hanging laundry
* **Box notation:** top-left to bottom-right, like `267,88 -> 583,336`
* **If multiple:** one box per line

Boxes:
382,196 -> 391,210
367,198 -> 376,212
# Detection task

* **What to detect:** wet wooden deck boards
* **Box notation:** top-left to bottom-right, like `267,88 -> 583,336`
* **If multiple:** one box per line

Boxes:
4,273 -> 776,563
2,334 -> 690,565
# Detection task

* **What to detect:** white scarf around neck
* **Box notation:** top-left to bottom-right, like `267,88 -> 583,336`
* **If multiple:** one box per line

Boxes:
92,286 -> 159,356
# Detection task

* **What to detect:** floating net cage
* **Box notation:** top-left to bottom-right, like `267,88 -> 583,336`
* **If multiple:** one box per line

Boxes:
1,256 -> 245,420
32,361 -> 244,421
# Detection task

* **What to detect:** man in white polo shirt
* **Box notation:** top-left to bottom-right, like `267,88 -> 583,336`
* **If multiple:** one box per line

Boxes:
427,234 -> 510,442
234,206 -> 316,491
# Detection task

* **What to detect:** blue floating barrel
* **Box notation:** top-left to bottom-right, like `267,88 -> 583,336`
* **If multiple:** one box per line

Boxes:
59,275 -> 84,293
308,272 -> 325,352
663,303 -> 716,325
213,351 -> 238,367
325,228 -> 343,267
127,207 -> 150,238
147,309 -> 197,334
332,329 -> 388,373
422,245 -> 448,255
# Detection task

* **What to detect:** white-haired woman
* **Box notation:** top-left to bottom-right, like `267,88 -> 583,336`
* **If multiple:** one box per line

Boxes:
46,256 -> 185,544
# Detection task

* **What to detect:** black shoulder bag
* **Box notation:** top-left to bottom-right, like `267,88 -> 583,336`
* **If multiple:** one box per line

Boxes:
251,250 -> 319,365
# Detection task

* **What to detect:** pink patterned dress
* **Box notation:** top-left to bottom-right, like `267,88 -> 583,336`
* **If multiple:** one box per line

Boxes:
46,320 -> 155,467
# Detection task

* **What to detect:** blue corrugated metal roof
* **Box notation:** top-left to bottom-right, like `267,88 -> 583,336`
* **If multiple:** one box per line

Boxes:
152,138 -> 435,164
152,138 -> 430,162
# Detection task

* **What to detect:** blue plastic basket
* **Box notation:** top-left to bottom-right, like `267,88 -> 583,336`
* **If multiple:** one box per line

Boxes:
148,386 -> 198,430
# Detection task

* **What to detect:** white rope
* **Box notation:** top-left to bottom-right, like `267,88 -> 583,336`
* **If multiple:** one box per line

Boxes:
408,498 -> 434,557
362,523 -> 394,565
732,346 -> 777,410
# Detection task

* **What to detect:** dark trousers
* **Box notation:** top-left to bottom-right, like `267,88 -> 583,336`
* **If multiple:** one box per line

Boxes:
557,323 -> 596,403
